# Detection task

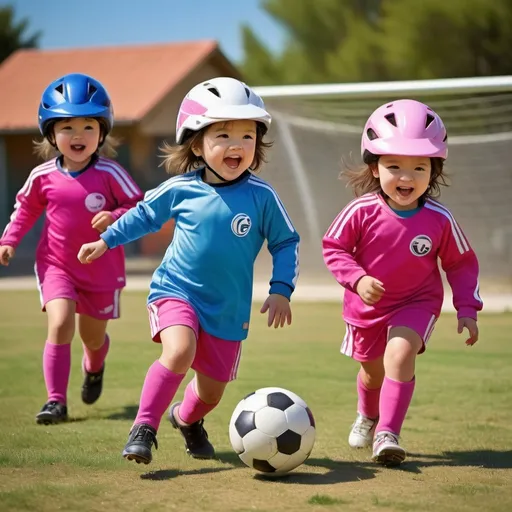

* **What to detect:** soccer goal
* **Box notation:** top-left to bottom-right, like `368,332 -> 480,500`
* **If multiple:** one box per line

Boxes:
253,76 -> 512,292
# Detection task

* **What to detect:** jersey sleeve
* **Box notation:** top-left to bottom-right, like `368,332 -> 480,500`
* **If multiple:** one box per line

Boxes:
322,203 -> 367,292
438,214 -> 483,319
105,163 -> 144,220
0,170 -> 46,248
101,180 -> 173,249
261,189 -> 300,300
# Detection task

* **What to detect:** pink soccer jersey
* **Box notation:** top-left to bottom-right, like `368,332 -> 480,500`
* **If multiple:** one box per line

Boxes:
323,193 -> 483,327
0,157 -> 143,291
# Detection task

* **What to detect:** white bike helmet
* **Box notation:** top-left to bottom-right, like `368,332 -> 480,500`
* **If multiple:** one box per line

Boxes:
176,77 -> 271,144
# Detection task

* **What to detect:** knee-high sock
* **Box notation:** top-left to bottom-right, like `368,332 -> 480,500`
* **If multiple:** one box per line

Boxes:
43,341 -> 71,404
133,361 -> 185,431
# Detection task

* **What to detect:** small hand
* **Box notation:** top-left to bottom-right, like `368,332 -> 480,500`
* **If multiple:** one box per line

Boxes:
260,294 -> 292,328
0,245 -> 15,266
77,240 -> 108,264
356,275 -> 385,305
91,211 -> 115,233
458,317 -> 479,346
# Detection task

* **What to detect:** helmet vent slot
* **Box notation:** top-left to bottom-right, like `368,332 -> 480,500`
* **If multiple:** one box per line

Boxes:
425,113 -> 435,128
55,84 -> 64,94
207,87 -> 220,97
384,113 -> 397,127
366,128 -> 379,140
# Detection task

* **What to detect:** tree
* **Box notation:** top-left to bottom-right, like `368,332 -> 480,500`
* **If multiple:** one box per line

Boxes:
241,0 -> 512,85
0,5 -> 40,64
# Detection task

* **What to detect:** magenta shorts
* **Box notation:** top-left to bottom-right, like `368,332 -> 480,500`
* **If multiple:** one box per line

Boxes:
147,298 -> 242,382
341,307 -> 437,362
35,264 -> 121,320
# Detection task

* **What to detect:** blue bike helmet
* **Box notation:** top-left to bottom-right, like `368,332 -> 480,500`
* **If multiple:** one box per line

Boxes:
38,73 -> 114,137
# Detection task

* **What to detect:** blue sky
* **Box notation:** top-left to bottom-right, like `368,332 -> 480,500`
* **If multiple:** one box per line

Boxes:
8,0 -> 287,63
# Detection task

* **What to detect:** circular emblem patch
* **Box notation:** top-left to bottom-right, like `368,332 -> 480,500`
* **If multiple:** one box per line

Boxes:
231,213 -> 251,237
410,235 -> 432,257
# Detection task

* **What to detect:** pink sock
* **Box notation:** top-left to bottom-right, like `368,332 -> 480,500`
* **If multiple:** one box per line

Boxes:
178,379 -> 219,424
83,334 -> 110,373
43,341 -> 71,404
357,372 -> 381,419
376,376 -> 415,436
134,361 -> 185,431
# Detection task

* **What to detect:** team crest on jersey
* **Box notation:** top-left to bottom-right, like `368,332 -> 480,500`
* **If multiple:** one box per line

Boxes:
410,235 -> 432,257
85,193 -> 106,213
231,213 -> 252,237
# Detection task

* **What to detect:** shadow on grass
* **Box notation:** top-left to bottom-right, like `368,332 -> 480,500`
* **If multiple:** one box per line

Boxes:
105,405 -> 139,421
141,466 -> 234,480
253,457 -> 377,485
397,450 -> 512,473
140,453 -> 377,484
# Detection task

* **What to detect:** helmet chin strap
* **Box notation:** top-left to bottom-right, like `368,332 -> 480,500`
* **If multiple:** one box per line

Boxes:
203,160 -> 229,182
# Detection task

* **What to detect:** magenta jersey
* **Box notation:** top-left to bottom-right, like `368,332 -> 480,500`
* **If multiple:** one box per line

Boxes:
323,193 -> 483,327
0,156 -> 143,291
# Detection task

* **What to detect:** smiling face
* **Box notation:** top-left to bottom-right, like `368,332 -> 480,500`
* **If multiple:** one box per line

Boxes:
52,117 -> 102,171
193,119 -> 257,182
373,154 -> 432,210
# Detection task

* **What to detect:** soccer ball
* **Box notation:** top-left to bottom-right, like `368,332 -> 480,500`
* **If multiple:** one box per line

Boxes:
228,387 -> 316,474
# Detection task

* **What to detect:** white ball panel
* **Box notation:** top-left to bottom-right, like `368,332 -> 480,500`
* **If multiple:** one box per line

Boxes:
284,403 -> 311,435
228,421 -> 244,454
274,449 -> 309,473
255,407 -> 288,437
241,429 -> 277,459
267,451 -> 291,470
299,426 -> 316,454
242,392 -> 270,412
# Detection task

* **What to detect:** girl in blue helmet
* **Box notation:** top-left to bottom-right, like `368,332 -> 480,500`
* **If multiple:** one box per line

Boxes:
0,73 -> 143,424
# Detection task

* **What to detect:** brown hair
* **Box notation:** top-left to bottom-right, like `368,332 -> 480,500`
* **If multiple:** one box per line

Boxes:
342,150 -> 448,200
159,122 -> 272,175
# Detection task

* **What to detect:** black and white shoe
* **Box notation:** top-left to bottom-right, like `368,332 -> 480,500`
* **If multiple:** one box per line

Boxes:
36,401 -> 68,425
168,401 -> 215,459
122,424 -> 158,464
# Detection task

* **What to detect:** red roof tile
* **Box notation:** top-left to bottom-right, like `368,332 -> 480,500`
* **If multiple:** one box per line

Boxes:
0,40 -> 221,131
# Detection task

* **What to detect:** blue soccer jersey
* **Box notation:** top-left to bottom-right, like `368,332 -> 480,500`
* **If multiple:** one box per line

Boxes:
101,169 -> 300,340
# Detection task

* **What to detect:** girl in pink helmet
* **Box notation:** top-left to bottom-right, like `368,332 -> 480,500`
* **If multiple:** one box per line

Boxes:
322,99 -> 482,466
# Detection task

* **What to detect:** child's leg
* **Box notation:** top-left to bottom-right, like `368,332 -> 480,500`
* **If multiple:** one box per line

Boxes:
358,358 -> 385,420
37,298 -> 75,424
78,314 -> 110,405
169,330 -> 241,459
176,374 -> 227,425
133,325 -> 196,431
43,298 -> 76,403
377,326 -> 422,436
78,315 -> 110,373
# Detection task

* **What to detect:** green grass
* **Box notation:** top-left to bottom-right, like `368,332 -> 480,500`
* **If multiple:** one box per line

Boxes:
0,291 -> 511,512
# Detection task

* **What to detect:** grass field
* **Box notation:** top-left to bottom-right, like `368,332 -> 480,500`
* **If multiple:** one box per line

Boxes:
0,290 -> 511,512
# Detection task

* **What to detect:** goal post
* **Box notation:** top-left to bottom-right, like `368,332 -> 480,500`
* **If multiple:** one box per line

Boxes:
253,76 -> 512,292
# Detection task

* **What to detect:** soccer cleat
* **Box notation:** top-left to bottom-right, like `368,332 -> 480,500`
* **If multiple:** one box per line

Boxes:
122,424 -> 158,464
81,363 -> 104,405
168,401 -> 215,459
36,401 -> 68,425
372,431 -> 406,466
348,412 -> 377,448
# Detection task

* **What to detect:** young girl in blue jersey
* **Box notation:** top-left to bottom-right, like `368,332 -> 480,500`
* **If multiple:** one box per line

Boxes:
78,77 -> 300,464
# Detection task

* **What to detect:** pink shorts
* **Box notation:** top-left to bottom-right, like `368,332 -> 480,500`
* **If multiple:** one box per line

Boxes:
36,265 -> 122,320
341,308 -> 437,362
147,298 -> 242,383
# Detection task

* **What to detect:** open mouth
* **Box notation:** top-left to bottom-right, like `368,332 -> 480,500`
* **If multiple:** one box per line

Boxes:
396,186 -> 414,198
70,144 -> 86,153
224,156 -> 242,169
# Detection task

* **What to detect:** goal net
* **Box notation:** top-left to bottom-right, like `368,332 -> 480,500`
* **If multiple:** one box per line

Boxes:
253,77 -> 512,293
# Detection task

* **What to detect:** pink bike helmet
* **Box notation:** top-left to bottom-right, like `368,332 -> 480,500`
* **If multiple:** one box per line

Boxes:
361,99 -> 448,159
